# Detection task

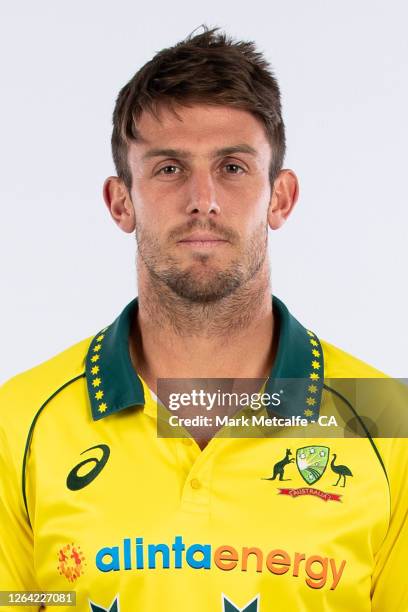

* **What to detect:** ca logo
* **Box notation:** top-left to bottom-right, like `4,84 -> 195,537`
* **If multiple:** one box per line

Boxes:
67,444 -> 110,491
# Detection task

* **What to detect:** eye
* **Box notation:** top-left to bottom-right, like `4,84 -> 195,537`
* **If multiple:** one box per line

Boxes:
157,165 -> 181,176
223,163 -> 245,175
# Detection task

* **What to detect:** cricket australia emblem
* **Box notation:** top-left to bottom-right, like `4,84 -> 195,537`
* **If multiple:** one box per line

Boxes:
296,445 -> 329,485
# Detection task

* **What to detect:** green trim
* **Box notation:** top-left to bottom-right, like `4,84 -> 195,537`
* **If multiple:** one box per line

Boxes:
265,296 -> 324,420
323,383 -> 389,487
85,300 -> 144,421
22,373 -> 86,524
85,295 -> 324,421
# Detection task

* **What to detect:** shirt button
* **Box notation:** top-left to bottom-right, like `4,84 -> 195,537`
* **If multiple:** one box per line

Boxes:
182,438 -> 192,446
190,478 -> 201,490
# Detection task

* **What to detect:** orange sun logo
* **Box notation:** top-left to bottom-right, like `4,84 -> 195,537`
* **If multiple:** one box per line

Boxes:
57,543 -> 86,582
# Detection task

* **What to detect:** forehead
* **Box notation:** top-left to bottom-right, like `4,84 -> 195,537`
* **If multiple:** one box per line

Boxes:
130,103 -> 271,157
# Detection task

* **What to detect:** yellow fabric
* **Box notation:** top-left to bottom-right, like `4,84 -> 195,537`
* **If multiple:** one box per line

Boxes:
0,319 -> 407,611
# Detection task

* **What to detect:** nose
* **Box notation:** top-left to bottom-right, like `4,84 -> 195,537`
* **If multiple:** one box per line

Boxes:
185,170 -> 221,216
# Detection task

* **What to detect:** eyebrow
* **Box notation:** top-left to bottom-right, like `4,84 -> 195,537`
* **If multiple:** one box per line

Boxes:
141,144 -> 258,161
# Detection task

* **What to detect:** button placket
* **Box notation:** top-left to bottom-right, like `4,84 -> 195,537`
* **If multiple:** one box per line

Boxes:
179,442 -> 216,513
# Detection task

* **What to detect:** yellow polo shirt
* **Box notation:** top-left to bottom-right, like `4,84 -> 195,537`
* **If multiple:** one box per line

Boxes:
0,296 -> 407,611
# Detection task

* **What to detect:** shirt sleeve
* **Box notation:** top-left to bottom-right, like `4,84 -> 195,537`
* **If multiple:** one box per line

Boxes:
0,384 -> 41,611
371,438 -> 408,610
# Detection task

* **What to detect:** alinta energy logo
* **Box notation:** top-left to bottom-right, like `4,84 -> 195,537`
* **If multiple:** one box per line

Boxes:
95,536 -> 346,591
57,543 -> 86,582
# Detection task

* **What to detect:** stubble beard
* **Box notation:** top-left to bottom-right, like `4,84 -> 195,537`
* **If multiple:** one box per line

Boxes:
135,220 -> 268,304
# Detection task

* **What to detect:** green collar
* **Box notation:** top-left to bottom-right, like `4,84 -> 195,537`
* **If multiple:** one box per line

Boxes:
86,296 -> 324,421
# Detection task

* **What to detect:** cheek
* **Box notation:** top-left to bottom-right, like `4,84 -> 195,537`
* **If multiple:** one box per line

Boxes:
135,215 -> 172,252
132,181 -> 181,225
230,201 -> 269,237
239,212 -> 269,249
223,179 -> 270,213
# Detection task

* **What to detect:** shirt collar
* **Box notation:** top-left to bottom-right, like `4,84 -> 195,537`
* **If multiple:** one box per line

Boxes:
86,296 -> 324,421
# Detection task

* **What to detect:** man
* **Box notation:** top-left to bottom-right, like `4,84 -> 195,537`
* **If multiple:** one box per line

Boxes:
0,27 -> 406,612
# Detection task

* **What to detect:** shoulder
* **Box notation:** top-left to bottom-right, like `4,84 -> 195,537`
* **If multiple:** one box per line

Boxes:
0,335 -> 93,408
320,338 -> 407,494
0,335 -> 93,464
320,338 -> 387,378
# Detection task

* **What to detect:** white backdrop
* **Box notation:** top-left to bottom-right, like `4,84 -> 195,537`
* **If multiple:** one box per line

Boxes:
1,0 -> 407,381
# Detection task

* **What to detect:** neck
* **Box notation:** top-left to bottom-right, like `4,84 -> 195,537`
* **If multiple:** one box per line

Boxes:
129,259 -> 278,392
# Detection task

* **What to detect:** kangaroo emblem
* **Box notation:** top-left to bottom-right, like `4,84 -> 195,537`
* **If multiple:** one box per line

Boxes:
262,449 -> 294,481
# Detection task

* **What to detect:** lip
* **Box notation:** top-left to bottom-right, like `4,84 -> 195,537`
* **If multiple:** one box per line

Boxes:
178,233 -> 228,243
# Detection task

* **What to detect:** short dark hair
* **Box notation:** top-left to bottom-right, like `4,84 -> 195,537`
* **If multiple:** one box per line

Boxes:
111,25 -> 286,190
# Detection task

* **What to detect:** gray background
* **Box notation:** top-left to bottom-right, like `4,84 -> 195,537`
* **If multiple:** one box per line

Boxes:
1,0 -> 407,381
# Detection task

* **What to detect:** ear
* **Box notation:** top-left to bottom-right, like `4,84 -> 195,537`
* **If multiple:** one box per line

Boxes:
103,177 -> 136,233
267,170 -> 299,230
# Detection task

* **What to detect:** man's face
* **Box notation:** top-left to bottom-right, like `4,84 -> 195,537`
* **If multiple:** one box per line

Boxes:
127,103 -> 274,303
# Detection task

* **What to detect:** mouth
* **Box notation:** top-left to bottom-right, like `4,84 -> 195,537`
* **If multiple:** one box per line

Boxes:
177,233 -> 229,248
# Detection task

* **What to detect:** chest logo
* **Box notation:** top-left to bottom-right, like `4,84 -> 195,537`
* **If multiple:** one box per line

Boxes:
296,446 -> 329,485
222,594 -> 259,611
261,448 -> 294,481
330,453 -> 353,487
67,444 -> 110,491
57,543 -> 86,582
263,447 -> 353,501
